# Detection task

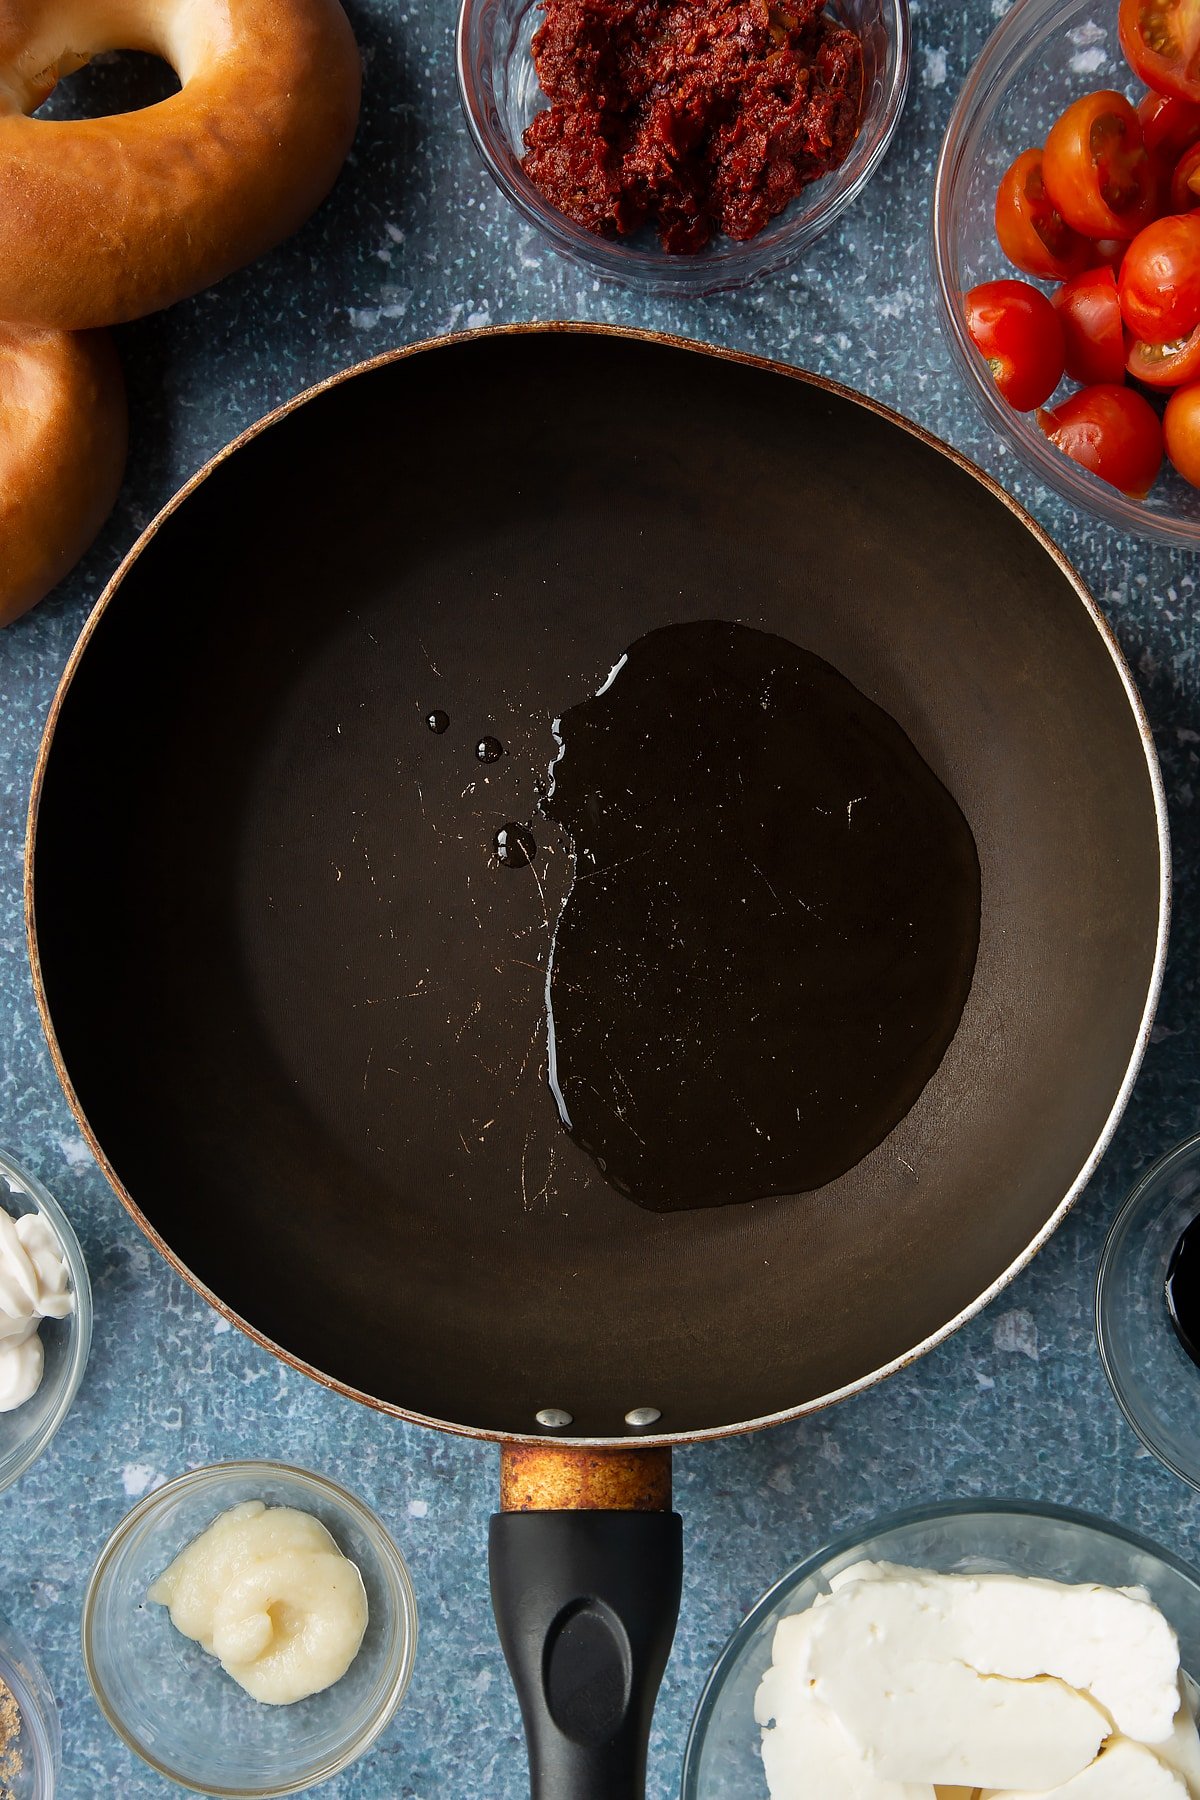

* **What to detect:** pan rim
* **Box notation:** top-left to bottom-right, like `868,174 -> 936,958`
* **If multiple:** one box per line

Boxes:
23,321 -> 1172,1448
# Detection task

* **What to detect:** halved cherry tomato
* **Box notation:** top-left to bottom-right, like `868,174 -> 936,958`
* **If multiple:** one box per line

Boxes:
1119,212 -> 1200,339
995,148 -> 1092,280
1138,91 -> 1200,160
1127,321 -> 1200,381
1037,384 -> 1164,494
1164,380 -> 1200,482
964,280 -> 1066,410
1120,0 -> 1200,106
1171,141 -> 1200,206
1053,267 -> 1127,383
1043,90 -> 1160,239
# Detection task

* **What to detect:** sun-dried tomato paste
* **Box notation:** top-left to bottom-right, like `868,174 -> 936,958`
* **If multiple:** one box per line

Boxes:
521,0 -> 864,253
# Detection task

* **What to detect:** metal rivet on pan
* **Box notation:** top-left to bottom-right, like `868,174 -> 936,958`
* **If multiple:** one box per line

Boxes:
624,1406 -> 662,1428
535,1408 -> 573,1429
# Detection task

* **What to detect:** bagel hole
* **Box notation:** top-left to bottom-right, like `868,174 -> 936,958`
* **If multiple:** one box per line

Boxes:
34,50 -> 179,119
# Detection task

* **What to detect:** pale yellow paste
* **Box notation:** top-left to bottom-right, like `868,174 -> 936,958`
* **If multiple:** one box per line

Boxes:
148,1500 -> 368,1704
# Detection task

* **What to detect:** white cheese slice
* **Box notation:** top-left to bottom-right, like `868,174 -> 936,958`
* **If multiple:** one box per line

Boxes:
765,1604 -> 1110,1790
756,1673 -> 935,1800
980,1736 -> 1189,1797
807,1565 -> 1181,1745
1153,1671 -> 1200,1798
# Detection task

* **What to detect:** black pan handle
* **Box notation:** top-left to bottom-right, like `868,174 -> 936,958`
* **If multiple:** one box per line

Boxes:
490,1507 -> 683,1800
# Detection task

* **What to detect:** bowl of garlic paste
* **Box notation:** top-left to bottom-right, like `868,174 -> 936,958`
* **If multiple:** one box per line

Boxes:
83,1462 -> 418,1796
683,1500 -> 1200,1800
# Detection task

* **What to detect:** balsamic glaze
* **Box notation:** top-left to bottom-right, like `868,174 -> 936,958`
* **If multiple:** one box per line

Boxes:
1167,1215 -> 1200,1367
495,822 -> 537,868
541,620 -> 981,1212
476,736 -> 504,764
425,709 -> 450,735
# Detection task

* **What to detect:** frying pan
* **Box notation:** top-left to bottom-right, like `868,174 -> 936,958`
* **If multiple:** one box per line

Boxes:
26,327 -> 1167,1798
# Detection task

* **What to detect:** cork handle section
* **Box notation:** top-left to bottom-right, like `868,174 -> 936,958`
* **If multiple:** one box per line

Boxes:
499,1442 -> 673,1512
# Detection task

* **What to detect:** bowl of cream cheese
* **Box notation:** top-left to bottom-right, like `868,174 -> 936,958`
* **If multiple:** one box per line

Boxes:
0,1148 -> 91,1496
82,1461 -> 418,1797
683,1500 -> 1200,1800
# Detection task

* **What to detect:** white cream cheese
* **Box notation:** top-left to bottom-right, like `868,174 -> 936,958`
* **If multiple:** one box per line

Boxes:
757,1562 -> 1200,1800
148,1500 -> 368,1705
0,1207 -> 74,1412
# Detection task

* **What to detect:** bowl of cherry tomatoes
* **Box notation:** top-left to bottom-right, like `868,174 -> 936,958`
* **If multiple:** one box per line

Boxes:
934,0 -> 1200,544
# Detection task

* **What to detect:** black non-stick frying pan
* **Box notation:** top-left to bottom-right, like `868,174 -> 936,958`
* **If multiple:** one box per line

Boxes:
27,327 -> 1168,1798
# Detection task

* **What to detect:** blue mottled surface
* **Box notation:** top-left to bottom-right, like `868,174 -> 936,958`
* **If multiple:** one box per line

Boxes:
1,3 -> 1199,1795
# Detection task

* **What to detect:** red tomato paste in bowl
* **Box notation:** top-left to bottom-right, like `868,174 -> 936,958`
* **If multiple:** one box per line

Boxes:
521,0 -> 864,253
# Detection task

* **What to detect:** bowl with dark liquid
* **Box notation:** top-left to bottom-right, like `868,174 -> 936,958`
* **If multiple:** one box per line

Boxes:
455,0 -> 909,293
1097,1132 -> 1200,1491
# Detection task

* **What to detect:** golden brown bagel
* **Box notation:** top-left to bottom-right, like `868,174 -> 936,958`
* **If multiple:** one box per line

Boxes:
0,325 -> 127,625
0,0 -> 362,328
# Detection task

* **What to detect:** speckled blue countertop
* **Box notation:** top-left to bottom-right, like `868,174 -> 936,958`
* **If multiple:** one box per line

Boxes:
2,3 -> 1199,1795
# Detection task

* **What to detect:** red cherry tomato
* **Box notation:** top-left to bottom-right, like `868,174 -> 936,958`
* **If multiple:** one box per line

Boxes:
1138,91 -> 1200,160
1164,380 -> 1200,482
1127,321 -> 1200,382
1120,0 -> 1200,105
1042,90 -> 1160,239
1037,384 -> 1164,494
1053,267 -> 1127,383
1171,141 -> 1200,206
1119,213 -> 1200,340
995,148 -> 1093,280
964,280 -> 1067,411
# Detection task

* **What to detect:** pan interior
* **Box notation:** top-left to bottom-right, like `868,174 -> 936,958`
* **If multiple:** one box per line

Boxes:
31,333 -> 1163,1438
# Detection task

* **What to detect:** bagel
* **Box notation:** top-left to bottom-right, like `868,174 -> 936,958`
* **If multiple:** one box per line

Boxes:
0,324 -> 127,625
0,0 -> 362,328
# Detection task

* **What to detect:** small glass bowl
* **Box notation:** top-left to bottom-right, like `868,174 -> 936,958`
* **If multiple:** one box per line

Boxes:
0,1150 -> 92,1496
83,1462 -> 418,1797
933,0 -> 1200,548
456,0 -> 909,294
1097,1133 -> 1200,1492
681,1498 -> 1200,1798
0,1610 -> 62,1798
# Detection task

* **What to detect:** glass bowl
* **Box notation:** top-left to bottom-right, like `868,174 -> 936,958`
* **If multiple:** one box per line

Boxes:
456,0 -> 909,294
1097,1132 -> 1200,1492
0,1150 -> 92,1496
0,1611 -> 61,1799
681,1498 -> 1200,1798
933,0 -> 1200,548
83,1462 -> 418,1797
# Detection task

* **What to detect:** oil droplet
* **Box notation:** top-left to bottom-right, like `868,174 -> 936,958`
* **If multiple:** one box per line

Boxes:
426,709 -> 450,735
476,736 -> 504,764
495,822 -> 537,868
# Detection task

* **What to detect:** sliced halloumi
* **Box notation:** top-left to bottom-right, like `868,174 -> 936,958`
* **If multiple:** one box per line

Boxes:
756,1676 -> 935,1800
979,1736 -> 1189,1797
807,1565 -> 1182,1745
768,1603 -> 1111,1789
1153,1672 -> 1200,1798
